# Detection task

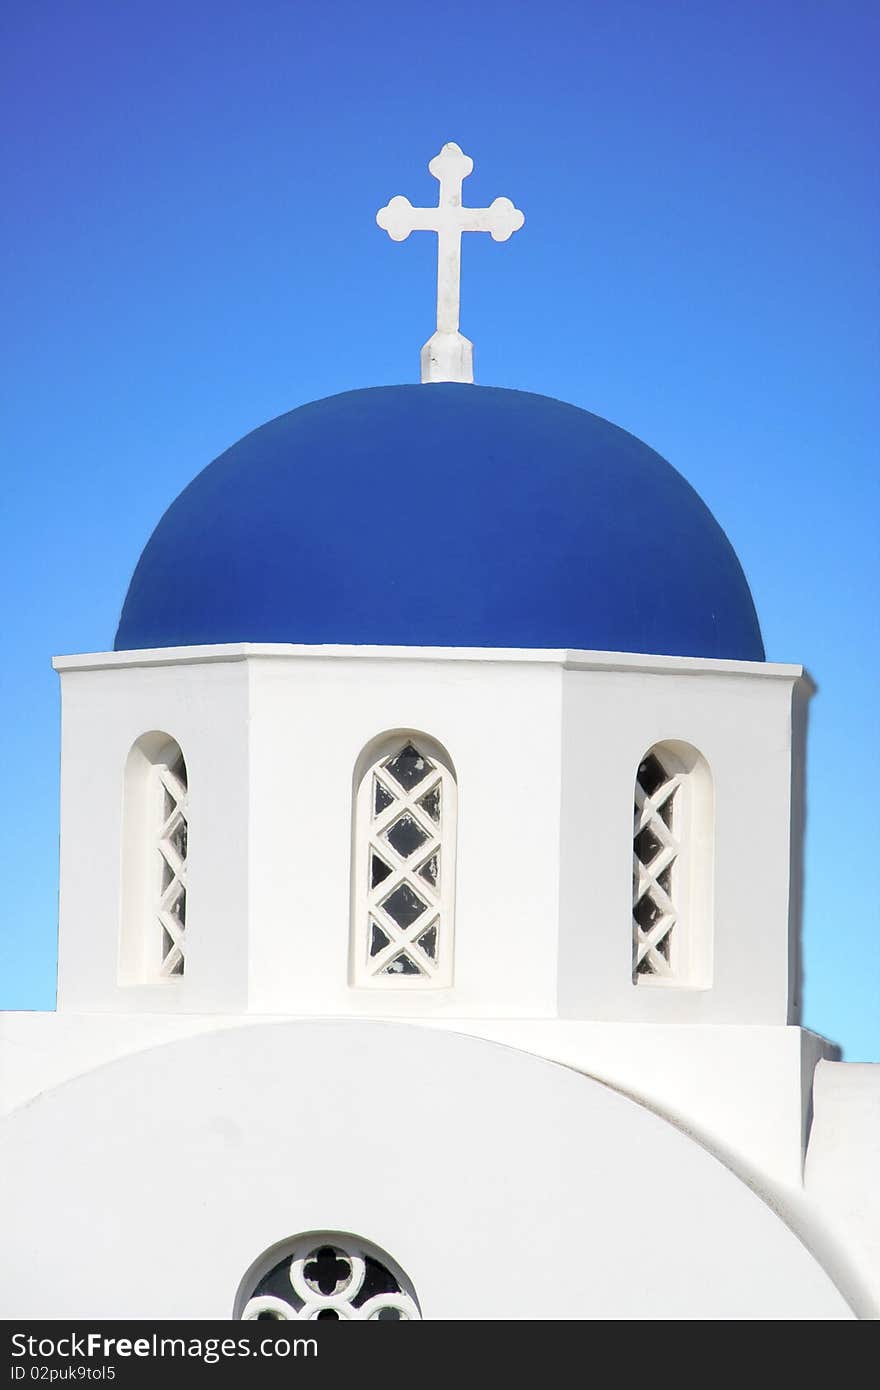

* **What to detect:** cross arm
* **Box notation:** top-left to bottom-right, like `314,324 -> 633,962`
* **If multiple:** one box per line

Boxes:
377,196 -> 443,242
377,195 -> 525,243
457,197 -> 525,242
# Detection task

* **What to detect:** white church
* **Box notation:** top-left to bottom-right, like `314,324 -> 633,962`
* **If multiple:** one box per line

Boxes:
1,143 -> 878,1321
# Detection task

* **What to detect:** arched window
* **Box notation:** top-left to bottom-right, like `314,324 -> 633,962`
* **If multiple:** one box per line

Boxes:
236,1232 -> 421,1321
351,732 -> 457,988
120,732 -> 189,983
632,741 -> 713,987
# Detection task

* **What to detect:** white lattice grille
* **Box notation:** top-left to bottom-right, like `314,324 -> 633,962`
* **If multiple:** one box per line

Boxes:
352,736 -> 456,987
240,1236 -> 420,1321
633,750 -> 681,980
156,750 -> 188,977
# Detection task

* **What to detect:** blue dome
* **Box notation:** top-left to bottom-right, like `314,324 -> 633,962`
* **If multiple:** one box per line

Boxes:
115,385 -> 764,660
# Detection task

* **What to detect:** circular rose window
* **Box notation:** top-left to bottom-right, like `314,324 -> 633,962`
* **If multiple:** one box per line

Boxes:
237,1233 -> 420,1321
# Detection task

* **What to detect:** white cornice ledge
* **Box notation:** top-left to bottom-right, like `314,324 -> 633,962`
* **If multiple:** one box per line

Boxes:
52,643 -> 808,683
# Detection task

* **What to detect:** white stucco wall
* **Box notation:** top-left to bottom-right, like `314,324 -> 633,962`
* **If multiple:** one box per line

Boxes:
0,1012 -> 831,1189
56,655 -> 251,1014
805,1060 -> 880,1312
558,657 -> 803,1022
246,649 -> 561,1015
20,641 -> 875,1320
0,1022 -> 854,1320
53,643 -> 808,1024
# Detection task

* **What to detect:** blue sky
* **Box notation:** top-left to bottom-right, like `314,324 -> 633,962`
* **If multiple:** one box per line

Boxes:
1,1 -> 876,1056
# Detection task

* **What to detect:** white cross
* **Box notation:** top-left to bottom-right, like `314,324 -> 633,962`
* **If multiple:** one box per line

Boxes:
377,142 -> 524,383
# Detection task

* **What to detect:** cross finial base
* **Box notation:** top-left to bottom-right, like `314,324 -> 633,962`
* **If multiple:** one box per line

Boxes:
421,330 -> 474,384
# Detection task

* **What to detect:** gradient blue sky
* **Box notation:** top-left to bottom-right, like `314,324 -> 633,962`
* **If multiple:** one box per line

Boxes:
1,1 -> 876,1055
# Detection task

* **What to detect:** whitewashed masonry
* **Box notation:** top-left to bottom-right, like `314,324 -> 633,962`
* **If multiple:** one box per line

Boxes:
53,641 -> 806,1024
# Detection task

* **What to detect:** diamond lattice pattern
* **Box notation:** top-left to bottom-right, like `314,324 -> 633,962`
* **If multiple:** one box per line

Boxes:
157,752 -> 188,977
365,742 -> 443,980
632,751 -> 680,980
